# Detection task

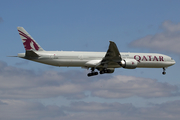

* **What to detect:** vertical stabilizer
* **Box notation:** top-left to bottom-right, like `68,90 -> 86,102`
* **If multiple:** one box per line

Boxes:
17,27 -> 44,51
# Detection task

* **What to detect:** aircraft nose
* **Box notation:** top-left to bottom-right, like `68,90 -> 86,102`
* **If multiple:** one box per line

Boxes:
172,59 -> 176,65
173,60 -> 176,65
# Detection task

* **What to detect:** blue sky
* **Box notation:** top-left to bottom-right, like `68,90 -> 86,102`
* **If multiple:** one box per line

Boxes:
1,0 -> 180,120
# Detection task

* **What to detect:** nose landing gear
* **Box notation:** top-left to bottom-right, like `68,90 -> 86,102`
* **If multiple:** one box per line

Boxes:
162,67 -> 166,75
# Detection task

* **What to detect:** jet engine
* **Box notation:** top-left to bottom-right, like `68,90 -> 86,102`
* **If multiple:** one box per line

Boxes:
120,59 -> 138,69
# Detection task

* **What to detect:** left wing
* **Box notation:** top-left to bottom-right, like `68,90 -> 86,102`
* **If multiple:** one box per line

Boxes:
100,41 -> 122,67
86,41 -> 122,76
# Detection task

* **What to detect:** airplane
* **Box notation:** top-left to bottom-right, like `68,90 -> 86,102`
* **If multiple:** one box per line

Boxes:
16,27 -> 176,77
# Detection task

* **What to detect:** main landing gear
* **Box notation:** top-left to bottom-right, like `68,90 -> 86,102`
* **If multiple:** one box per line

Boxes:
99,69 -> 111,74
87,67 -> 98,77
162,67 -> 166,75
87,68 -> 112,77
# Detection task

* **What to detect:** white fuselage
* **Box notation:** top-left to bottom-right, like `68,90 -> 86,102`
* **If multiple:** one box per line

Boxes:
18,51 -> 176,68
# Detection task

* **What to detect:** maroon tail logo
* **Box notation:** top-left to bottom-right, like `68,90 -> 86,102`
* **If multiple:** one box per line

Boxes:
18,30 -> 39,51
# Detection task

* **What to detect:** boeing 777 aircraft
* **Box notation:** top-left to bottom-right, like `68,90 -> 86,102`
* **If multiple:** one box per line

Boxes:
16,27 -> 175,77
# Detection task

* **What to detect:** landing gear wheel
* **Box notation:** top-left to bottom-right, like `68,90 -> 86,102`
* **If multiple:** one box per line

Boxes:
162,71 -> 166,75
100,69 -> 111,74
87,67 -> 98,77
94,72 -> 98,75
87,73 -> 92,77
87,72 -> 98,77
100,71 -> 104,74
162,67 -> 166,75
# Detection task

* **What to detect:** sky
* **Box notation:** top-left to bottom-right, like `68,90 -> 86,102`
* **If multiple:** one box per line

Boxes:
0,0 -> 180,120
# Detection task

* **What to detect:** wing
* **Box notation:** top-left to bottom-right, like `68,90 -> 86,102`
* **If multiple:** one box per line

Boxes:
85,41 -> 121,76
99,41 -> 122,67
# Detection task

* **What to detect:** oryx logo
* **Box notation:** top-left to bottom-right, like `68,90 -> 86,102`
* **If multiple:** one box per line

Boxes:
18,30 -> 39,51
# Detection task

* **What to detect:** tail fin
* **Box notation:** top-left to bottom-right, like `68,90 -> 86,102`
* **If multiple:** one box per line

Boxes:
17,27 -> 44,51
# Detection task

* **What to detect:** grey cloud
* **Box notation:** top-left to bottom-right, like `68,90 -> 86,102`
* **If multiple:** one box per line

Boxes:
62,100 -> 180,120
0,61 -> 179,99
1,60 -> 180,120
0,61 -> 86,99
62,101 -> 136,113
1,100 -> 180,120
129,20 -> 180,54
161,20 -> 180,32
15,60 -> 29,66
88,75 -> 179,98
0,100 -> 65,120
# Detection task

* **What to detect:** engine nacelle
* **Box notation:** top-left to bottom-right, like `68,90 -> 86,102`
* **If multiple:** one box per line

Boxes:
120,59 -> 138,69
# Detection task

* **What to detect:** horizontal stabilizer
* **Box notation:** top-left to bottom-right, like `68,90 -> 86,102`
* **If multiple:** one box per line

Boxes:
25,51 -> 40,57
7,56 -> 18,57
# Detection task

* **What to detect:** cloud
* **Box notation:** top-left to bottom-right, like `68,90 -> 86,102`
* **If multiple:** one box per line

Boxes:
0,100 -> 65,120
0,61 -> 86,99
129,20 -> 180,54
0,61 -> 179,100
62,101 -> 136,113
62,100 -> 180,120
0,60 -> 180,119
89,75 -> 179,98
15,60 -> 29,66
1,100 -> 180,120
